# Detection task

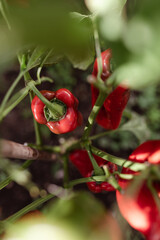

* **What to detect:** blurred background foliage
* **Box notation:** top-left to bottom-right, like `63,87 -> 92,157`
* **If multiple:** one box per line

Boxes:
1,0 -> 160,90
3,192 -> 124,240
0,0 -> 160,239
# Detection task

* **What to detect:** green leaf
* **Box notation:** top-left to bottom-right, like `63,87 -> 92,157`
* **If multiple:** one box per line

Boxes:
9,3 -> 95,71
66,12 -> 95,70
120,112 -> 151,143
44,52 -> 63,66
26,46 -> 63,71
27,46 -> 48,70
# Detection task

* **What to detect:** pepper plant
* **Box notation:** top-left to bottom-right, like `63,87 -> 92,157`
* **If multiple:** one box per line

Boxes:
0,0 -> 160,240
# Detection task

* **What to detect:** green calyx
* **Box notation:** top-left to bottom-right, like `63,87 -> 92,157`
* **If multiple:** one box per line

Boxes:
91,167 -> 105,184
44,98 -> 67,122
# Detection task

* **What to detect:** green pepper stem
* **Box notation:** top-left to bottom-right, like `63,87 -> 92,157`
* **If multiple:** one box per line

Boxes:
66,175 -> 107,188
0,88 -> 29,122
82,90 -> 108,140
103,165 -> 121,191
81,15 -> 110,141
0,71 -> 24,115
29,90 -> 42,146
91,145 -> 147,172
89,130 -> 116,141
22,60 -> 66,121
37,49 -> 53,81
44,98 -> 66,122
2,194 -> 54,226
22,56 -> 43,145
85,144 -> 104,176
92,15 -> 103,84
0,76 -> 54,123
28,143 -> 61,153
28,82 -> 66,120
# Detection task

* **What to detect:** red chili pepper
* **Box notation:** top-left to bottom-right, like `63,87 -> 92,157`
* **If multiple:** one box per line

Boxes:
31,89 -> 83,134
129,140 -> 160,164
116,140 -> 160,239
69,149 -> 118,193
91,49 -> 130,130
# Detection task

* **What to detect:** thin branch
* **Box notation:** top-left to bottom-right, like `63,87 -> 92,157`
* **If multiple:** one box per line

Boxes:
0,139 -> 57,161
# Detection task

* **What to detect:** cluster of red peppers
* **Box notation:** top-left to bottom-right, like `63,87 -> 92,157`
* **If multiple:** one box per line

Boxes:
31,89 -> 82,134
91,49 -> 130,130
30,49 -> 160,239
31,49 -> 130,134
69,141 -> 160,239
68,49 -> 130,193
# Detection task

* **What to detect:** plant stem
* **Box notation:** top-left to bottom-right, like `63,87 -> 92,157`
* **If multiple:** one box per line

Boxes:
0,76 -> 53,122
20,54 -> 43,145
67,175 -> 106,188
24,71 -> 32,83
82,90 -> 107,140
28,143 -> 61,153
109,175 -> 121,191
37,49 -> 53,81
114,172 -> 134,180
89,130 -> 117,141
104,71 -> 116,88
29,90 -> 42,146
0,139 -> 57,161
0,0 -> 11,30
0,176 -> 12,190
92,15 -> 103,84
81,15 -> 109,141
0,160 -> 32,190
91,146 -> 147,171
19,54 -> 64,121
33,115 -> 42,146
6,87 -> 28,108
0,71 -> 24,114
103,165 -> 121,191
3,194 -> 54,225
0,88 -> 29,122
85,144 -> 104,176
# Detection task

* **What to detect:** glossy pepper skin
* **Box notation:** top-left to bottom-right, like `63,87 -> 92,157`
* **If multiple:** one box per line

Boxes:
31,89 -> 83,134
129,140 -> 160,164
116,140 -> 160,240
91,49 -> 130,130
69,149 -> 118,193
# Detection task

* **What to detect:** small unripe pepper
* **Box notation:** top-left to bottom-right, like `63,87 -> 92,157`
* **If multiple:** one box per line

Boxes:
69,149 -> 118,193
31,89 -> 83,134
116,140 -> 160,239
91,49 -> 130,130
